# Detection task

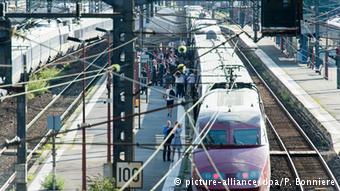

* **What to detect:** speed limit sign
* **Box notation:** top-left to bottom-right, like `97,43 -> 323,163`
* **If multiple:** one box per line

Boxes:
116,161 -> 143,188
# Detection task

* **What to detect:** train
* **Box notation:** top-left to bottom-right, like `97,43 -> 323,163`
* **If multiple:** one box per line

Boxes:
0,15 -> 112,86
185,6 -> 270,191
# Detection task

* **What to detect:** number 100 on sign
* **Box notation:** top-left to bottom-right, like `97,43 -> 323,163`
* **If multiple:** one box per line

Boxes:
116,162 -> 143,188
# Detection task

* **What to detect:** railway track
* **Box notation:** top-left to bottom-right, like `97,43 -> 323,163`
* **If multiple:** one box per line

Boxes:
230,39 -> 340,191
0,39 -> 110,190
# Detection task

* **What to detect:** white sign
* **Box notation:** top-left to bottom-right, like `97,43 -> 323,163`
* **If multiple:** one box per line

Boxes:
116,161 -> 143,188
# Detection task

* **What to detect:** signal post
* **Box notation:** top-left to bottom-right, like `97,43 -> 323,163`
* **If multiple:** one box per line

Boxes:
104,0 -> 136,189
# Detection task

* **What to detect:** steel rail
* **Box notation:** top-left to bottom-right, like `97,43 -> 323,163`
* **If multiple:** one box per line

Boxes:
266,118 -> 305,191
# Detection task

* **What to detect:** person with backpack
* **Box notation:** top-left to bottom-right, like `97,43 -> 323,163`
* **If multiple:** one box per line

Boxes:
164,85 -> 176,117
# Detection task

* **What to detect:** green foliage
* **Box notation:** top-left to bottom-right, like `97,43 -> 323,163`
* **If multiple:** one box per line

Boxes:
39,68 -> 60,79
28,173 -> 35,182
63,63 -> 71,70
41,173 -> 65,191
27,67 -> 60,99
88,176 -> 117,191
27,74 -> 48,98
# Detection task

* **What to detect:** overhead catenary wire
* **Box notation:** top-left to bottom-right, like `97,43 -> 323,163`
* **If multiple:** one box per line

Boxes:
23,100 -> 190,144
0,66 -> 110,89
117,29 -> 245,190
217,11 -> 332,68
3,8 -> 244,188
185,112 -> 231,191
0,69 -> 107,101
0,37 -> 138,100
149,111 -> 223,191
118,57 -> 225,189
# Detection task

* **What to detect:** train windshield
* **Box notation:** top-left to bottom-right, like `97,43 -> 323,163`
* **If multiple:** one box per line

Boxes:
233,129 -> 259,145
203,130 -> 227,145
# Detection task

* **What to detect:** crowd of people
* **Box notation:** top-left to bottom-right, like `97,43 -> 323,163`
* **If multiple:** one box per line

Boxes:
146,42 -> 198,101
139,41 -> 198,162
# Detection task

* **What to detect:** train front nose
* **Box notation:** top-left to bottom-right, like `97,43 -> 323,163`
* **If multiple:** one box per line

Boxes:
192,163 -> 265,190
192,148 -> 270,191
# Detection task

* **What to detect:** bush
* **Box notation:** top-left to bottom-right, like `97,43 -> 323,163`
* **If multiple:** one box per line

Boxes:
27,74 -> 48,98
41,173 -> 64,191
39,68 -> 60,79
88,176 -> 117,191
27,67 -> 60,99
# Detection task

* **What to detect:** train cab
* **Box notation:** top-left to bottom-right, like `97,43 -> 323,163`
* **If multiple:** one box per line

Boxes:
192,88 -> 270,191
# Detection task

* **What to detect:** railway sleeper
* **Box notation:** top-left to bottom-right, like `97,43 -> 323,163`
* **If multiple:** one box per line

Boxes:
270,150 -> 318,155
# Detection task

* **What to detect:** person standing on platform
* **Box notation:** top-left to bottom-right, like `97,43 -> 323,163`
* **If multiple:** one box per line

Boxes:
164,85 -> 176,117
152,65 -> 158,86
174,71 -> 185,98
171,122 -> 182,162
164,69 -> 174,89
186,70 -> 197,98
162,120 -> 173,162
158,63 -> 165,87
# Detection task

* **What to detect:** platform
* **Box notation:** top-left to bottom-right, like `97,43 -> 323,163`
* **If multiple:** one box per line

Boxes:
238,32 -> 340,154
28,77 -> 180,190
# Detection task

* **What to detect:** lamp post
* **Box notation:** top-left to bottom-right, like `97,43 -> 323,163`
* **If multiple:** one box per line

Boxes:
95,27 -> 112,163
67,35 -> 100,191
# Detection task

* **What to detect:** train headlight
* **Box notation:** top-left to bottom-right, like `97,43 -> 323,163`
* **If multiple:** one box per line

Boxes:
236,170 -> 260,181
201,172 -> 225,180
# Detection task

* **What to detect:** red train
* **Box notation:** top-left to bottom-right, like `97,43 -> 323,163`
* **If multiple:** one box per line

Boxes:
186,5 -> 270,191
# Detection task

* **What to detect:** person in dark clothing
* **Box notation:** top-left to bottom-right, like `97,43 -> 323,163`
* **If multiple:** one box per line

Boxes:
174,71 -> 185,98
158,63 -> 165,87
164,70 -> 174,89
152,65 -> 157,86
140,68 -> 147,95
162,121 -> 174,162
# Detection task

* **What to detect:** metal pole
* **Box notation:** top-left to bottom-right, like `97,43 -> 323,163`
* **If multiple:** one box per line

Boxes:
252,0 -> 259,42
26,0 -> 30,12
107,35 -> 112,163
146,3 -> 150,24
337,47 -> 340,89
138,5 -> 144,130
314,0 -> 321,73
112,1 -> 135,189
16,54 -> 28,191
140,5 -> 144,46
150,1 -> 154,17
52,117 -> 56,190
82,43 -> 87,191
325,12 -> 329,80
47,0 -> 52,13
